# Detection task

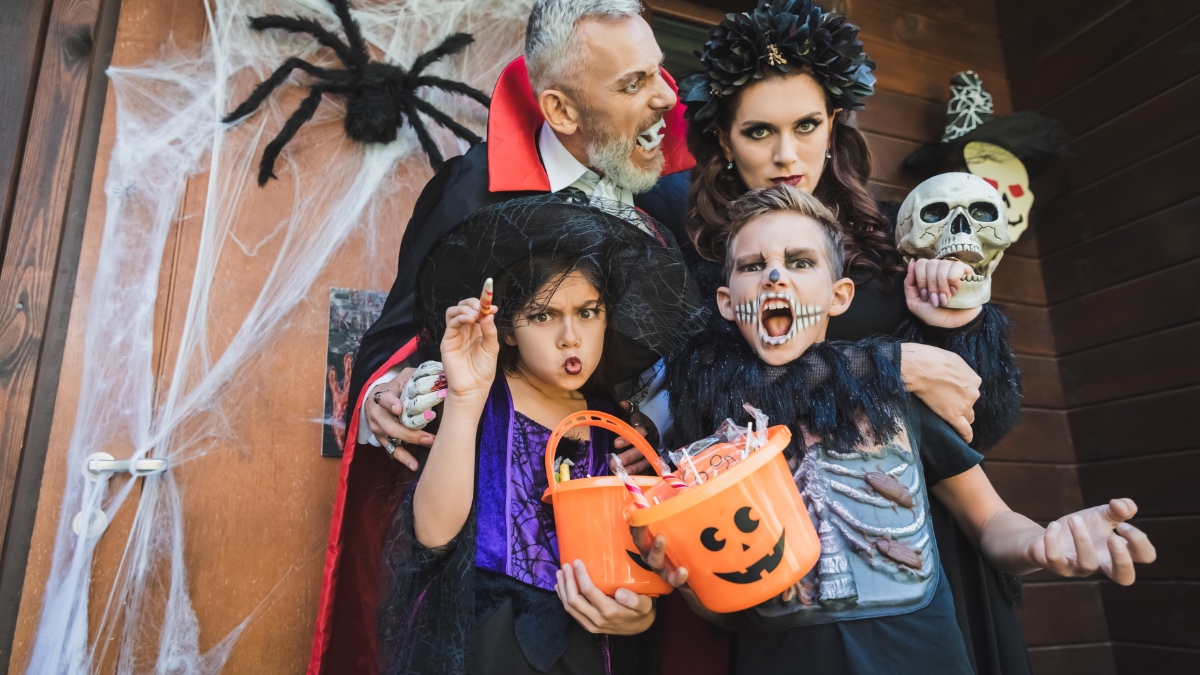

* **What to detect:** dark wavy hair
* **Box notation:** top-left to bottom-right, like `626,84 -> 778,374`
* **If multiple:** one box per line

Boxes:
686,68 -> 906,285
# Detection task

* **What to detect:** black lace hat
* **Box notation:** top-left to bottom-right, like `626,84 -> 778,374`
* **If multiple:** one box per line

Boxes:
904,71 -> 1072,179
678,0 -> 877,134
416,194 -> 709,381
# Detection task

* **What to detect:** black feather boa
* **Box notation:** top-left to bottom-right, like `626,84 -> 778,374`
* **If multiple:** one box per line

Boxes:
665,319 -> 908,456
896,303 -> 1023,452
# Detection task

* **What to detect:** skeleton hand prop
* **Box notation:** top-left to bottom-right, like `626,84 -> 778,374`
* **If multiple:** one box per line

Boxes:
896,173 -> 1011,309
401,360 -> 448,430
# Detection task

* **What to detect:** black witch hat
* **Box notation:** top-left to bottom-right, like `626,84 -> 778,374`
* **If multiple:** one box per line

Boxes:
416,194 -> 709,382
904,71 -> 1071,179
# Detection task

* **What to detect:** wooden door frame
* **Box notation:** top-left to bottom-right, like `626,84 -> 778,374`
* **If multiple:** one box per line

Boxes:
0,0 -> 123,667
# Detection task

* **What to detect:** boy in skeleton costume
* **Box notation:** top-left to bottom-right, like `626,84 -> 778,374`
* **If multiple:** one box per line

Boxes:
653,185 -> 1156,675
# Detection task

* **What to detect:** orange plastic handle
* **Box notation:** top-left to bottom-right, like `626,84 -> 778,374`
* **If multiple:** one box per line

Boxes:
544,411 -> 663,495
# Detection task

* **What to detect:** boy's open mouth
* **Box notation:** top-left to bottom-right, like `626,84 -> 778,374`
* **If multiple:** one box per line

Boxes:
734,293 -> 822,346
563,356 -> 583,376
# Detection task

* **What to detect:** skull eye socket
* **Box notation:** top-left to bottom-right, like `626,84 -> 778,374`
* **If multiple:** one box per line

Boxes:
969,202 -> 999,222
920,202 -> 949,223
735,506 -> 760,533
1008,184 -> 1025,198
701,527 -> 726,551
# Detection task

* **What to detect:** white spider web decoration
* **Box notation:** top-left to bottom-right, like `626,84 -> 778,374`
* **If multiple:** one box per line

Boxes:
942,71 -> 994,142
24,1 -> 531,672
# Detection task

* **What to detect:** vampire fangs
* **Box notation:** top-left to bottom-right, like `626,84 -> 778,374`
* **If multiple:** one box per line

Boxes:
636,118 -> 666,151
733,293 -> 822,346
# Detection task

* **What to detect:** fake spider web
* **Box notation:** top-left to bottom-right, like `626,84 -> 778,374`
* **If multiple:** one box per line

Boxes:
25,1 -> 530,672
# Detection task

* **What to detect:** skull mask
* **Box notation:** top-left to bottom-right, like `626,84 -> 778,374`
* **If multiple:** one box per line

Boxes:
964,142 -> 1033,242
896,173 -> 1010,309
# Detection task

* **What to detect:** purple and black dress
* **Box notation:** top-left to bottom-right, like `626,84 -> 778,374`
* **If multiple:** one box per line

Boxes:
377,376 -> 659,675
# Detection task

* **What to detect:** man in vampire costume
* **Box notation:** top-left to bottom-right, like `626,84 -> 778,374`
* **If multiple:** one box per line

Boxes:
308,2 -> 694,671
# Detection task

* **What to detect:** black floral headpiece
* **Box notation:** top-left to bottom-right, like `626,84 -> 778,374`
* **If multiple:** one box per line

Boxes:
678,0 -> 876,134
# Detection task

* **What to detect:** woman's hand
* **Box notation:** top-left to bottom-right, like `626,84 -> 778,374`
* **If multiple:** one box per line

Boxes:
440,297 -> 499,403
901,343 -> 981,443
555,560 -> 655,635
1025,499 -> 1157,586
904,259 -> 983,328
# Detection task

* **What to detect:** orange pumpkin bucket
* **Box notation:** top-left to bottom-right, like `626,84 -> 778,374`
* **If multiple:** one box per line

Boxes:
541,412 -> 674,597
626,425 -> 821,613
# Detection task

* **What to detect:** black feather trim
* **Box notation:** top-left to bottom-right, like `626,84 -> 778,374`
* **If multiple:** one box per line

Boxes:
896,304 -> 1022,452
666,319 -> 907,456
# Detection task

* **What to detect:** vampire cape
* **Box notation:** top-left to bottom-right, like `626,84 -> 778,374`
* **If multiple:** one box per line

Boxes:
307,57 -> 695,674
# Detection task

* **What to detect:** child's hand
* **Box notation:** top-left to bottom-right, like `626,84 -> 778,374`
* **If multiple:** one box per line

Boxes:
904,259 -> 982,328
555,560 -> 655,635
631,527 -> 690,589
440,297 -> 499,403
1027,499 -> 1156,586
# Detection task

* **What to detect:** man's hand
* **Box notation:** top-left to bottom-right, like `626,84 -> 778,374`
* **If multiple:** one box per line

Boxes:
400,361 -> 447,429
1026,499 -> 1156,586
904,259 -> 983,328
367,368 -> 434,471
900,343 -> 981,443
555,560 -> 655,635
612,401 -> 658,475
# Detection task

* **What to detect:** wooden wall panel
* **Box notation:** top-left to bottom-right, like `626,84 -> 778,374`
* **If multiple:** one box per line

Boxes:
985,462 -> 1082,521
1036,16 -> 1200,138
1008,0 -> 1199,111
1028,644 -> 1118,675
1101,582 -> 1200,650
1058,322 -> 1200,408
1018,581 -> 1109,647
0,0 -> 53,250
1035,133 -> 1200,256
0,0 -> 107,567
1050,258 -> 1200,356
996,0 -> 1200,668
1125,517 -> 1200,581
1112,643 -> 1200,675
1042,198 -> 1200,308
1067,387 -> 1200,462
1078,450 -> 1200,518
996,0 -> 1125,77
987,409 -> 1073,463
991,255 -> 1047,305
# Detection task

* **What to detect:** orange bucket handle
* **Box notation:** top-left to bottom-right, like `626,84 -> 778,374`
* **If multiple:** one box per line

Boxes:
544,411 -> 664,496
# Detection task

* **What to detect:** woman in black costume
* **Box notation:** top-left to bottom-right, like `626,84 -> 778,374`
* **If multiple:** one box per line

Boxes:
636,2 -> 1029,673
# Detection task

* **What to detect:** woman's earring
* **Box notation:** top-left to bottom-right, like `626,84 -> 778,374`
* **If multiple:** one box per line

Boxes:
727,161 -> 734,170
825,150 -> 832,159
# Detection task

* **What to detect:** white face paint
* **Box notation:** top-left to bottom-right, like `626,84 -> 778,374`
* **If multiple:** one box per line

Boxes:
964,141 -> 1033,242
895,173 -> 1011,309
733,292 -> 824,346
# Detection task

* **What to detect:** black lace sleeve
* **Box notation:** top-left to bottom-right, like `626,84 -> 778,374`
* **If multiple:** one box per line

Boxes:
378,484 -> 477,675
896,303 -> 1023,452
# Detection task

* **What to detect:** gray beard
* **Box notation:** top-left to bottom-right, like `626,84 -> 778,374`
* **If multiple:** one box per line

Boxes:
583,120 -> 664,195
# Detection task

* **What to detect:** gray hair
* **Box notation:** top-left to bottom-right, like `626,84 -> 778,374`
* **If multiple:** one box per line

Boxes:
525,0 -> 644,95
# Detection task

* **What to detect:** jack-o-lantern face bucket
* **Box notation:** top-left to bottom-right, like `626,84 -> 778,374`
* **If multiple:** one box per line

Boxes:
627,426 -> 821,613
542,413 -> 673,597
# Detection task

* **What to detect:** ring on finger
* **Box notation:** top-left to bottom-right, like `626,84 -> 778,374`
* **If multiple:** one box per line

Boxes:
384,442 -> 397,456
373,390 -> 384,405
387,436 -> 403,447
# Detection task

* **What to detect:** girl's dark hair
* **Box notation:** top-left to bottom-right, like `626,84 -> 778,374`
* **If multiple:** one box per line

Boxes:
494,254 -> 625,405
686,68 -> 906,285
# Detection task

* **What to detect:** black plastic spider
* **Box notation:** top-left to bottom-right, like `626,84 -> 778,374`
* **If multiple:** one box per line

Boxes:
223,0 -> 490,186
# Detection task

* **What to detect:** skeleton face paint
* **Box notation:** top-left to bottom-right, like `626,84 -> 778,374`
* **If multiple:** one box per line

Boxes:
895,173 -> 1011,309
721,213 -> 840,366
964,142 -> 1033,242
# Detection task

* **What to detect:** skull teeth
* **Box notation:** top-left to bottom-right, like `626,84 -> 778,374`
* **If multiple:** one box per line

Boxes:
734,293 -> 822,346
962,274 -> 985,283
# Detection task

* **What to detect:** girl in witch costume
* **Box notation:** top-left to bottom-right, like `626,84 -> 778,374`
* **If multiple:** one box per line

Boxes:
377,195 -> 707,674
644,185 -> 1155,675
634,2 -> 1027,673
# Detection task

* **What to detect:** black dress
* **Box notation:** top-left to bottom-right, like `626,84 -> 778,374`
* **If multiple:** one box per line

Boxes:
637,171 -> 1032,675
